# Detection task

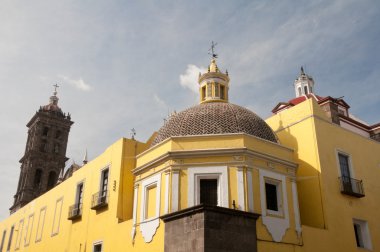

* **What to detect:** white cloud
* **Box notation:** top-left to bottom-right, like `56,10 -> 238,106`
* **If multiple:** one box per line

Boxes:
153,93 -> 167,108
59,75 -> 92,91
179,64 -> 206,93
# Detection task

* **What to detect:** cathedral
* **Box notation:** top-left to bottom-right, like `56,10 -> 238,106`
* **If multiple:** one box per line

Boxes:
0,56 -> 379,252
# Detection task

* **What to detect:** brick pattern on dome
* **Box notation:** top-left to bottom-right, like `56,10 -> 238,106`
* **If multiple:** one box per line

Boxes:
151,102 -> 277,146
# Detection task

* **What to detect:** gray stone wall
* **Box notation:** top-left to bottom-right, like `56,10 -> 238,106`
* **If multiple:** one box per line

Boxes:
161,205 -> 260,252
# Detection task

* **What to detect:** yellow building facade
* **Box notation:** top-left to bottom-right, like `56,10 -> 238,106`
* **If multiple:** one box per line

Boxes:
1,58 -> 379,252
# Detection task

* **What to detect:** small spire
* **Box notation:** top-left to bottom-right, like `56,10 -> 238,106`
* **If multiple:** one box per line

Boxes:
300,66 -> 305,75
83,149 -> 88,165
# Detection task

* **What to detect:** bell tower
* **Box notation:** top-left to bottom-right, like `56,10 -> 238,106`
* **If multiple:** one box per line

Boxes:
10,85 -> 73,213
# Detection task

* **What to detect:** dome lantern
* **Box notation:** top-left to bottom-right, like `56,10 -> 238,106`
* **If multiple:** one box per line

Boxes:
198,58 -> 230,104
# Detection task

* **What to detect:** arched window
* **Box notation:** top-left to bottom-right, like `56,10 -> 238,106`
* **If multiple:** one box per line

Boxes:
47,171 -> 57,190
298,87 -> 302,96
304,86 -> 308,95
34,169 -> 43,188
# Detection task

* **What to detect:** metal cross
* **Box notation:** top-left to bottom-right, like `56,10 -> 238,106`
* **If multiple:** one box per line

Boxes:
208,41 -> 218,59
53,83 -> 60,92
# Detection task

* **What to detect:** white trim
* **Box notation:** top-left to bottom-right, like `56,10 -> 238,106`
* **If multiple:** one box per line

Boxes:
237,168 -> 245,210
92,240 -> 103,252
259,169 -> 289,242
131,184 -> 139,240
188,166 -> 229,208
164,172 -> 170,214
171,170 -> 180,212
335,149 -> 355,178
139,174 -> 161,243
353,219 -> 372,250
291,180 -> 301,237
247,168 -> 254,212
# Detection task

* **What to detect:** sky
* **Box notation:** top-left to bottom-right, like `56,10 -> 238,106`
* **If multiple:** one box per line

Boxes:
0,0 -> 379,220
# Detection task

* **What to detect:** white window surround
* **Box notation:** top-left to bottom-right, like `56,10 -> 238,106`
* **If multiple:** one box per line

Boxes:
335,149 -> 355,178
188,166 -> 229,208
264,178 -> 283,216
259,169 -> 289,242
139,173 -> 161,243
353,219 -> 372,250
92,240 -> 103,252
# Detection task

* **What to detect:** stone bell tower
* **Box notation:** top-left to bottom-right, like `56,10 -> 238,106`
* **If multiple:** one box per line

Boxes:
10,85 -> 73,213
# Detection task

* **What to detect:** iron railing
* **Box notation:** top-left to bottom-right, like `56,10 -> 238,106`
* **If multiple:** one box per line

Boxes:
68,203 -> 82,220
91,191 -> 109,210
339,176 -> 365,198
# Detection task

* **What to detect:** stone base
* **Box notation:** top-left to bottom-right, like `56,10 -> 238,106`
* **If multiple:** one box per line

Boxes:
160,205 -> 260,252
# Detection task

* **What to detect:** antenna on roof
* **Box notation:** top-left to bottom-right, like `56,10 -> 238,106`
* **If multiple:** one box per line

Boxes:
130,128 -> 136,140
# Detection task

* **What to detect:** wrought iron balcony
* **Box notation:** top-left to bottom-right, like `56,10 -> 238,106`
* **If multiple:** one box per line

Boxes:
91,191 -> 109,210
68,203 -> 82,220
339,176 -> 365,198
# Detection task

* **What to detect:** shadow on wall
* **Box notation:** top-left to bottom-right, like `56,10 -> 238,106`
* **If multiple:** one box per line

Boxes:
275,117 -> 326,229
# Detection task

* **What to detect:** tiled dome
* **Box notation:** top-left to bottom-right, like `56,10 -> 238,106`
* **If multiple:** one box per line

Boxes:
151,102 -> 277,146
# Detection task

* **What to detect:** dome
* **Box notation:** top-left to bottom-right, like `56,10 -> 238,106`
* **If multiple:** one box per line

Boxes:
151,102 -> 277,146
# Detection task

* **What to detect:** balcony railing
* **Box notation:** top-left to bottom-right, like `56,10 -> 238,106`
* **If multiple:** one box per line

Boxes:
91,191 -> 109,210
339,176 -> 365,198
68,203 -> 82,220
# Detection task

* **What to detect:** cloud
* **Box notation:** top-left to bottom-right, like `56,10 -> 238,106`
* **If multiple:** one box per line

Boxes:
153,93 -> 167,108
179,65 -> 206,93
59,75 -> 92,91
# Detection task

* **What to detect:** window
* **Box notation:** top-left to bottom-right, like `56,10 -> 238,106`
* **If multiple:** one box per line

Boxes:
55,130 -> 61,139
47,171 -> 57,190
207,83 -> 212,97
42,127 -> 49,136
214,83 -> 219,97
76,183 -> 84,207
145,185 -> 157,219
0,230 -> 6,252
188,166 -> 229,208
15,219 -> 24,249
201,86 -> 206,101
264,178 -> 282,216
34,169 -> 43,189
52,198 -> 63,236
304,86 -> 308,95
93,242 -> 102,252
200,179 -> 218,206
353,219 -> 372,249
24,214 -> 34,246
6,226 -> 14,252
298,87 -> 301,96
54,144 -> 60,154
69,182 -> 84,219
39,140 -> 47,152
220,86 -> 225,100
35,207 -> 46,242
100,168 -> 109,199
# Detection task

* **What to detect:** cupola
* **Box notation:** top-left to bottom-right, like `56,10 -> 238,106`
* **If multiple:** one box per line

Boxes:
198,58 -> 230,103
294,67 -> 314,97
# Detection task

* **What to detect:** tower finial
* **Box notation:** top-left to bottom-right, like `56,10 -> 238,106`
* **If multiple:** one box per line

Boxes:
300,66 -> 305,75
208,41 -> 218,59
53,83 -> 60,96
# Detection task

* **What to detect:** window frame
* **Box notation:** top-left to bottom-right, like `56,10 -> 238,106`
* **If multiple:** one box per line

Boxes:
264,178 -> 283,216
14,218 -> 24,250
93,241 -> 103,252
336,150 -> 355,179
24,214 -> 34,247
0,229 -> 7,252
353,219 -> 372,250
140,174 -> 161,222
188,166 -> 229,208
6,225 -> 14,252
